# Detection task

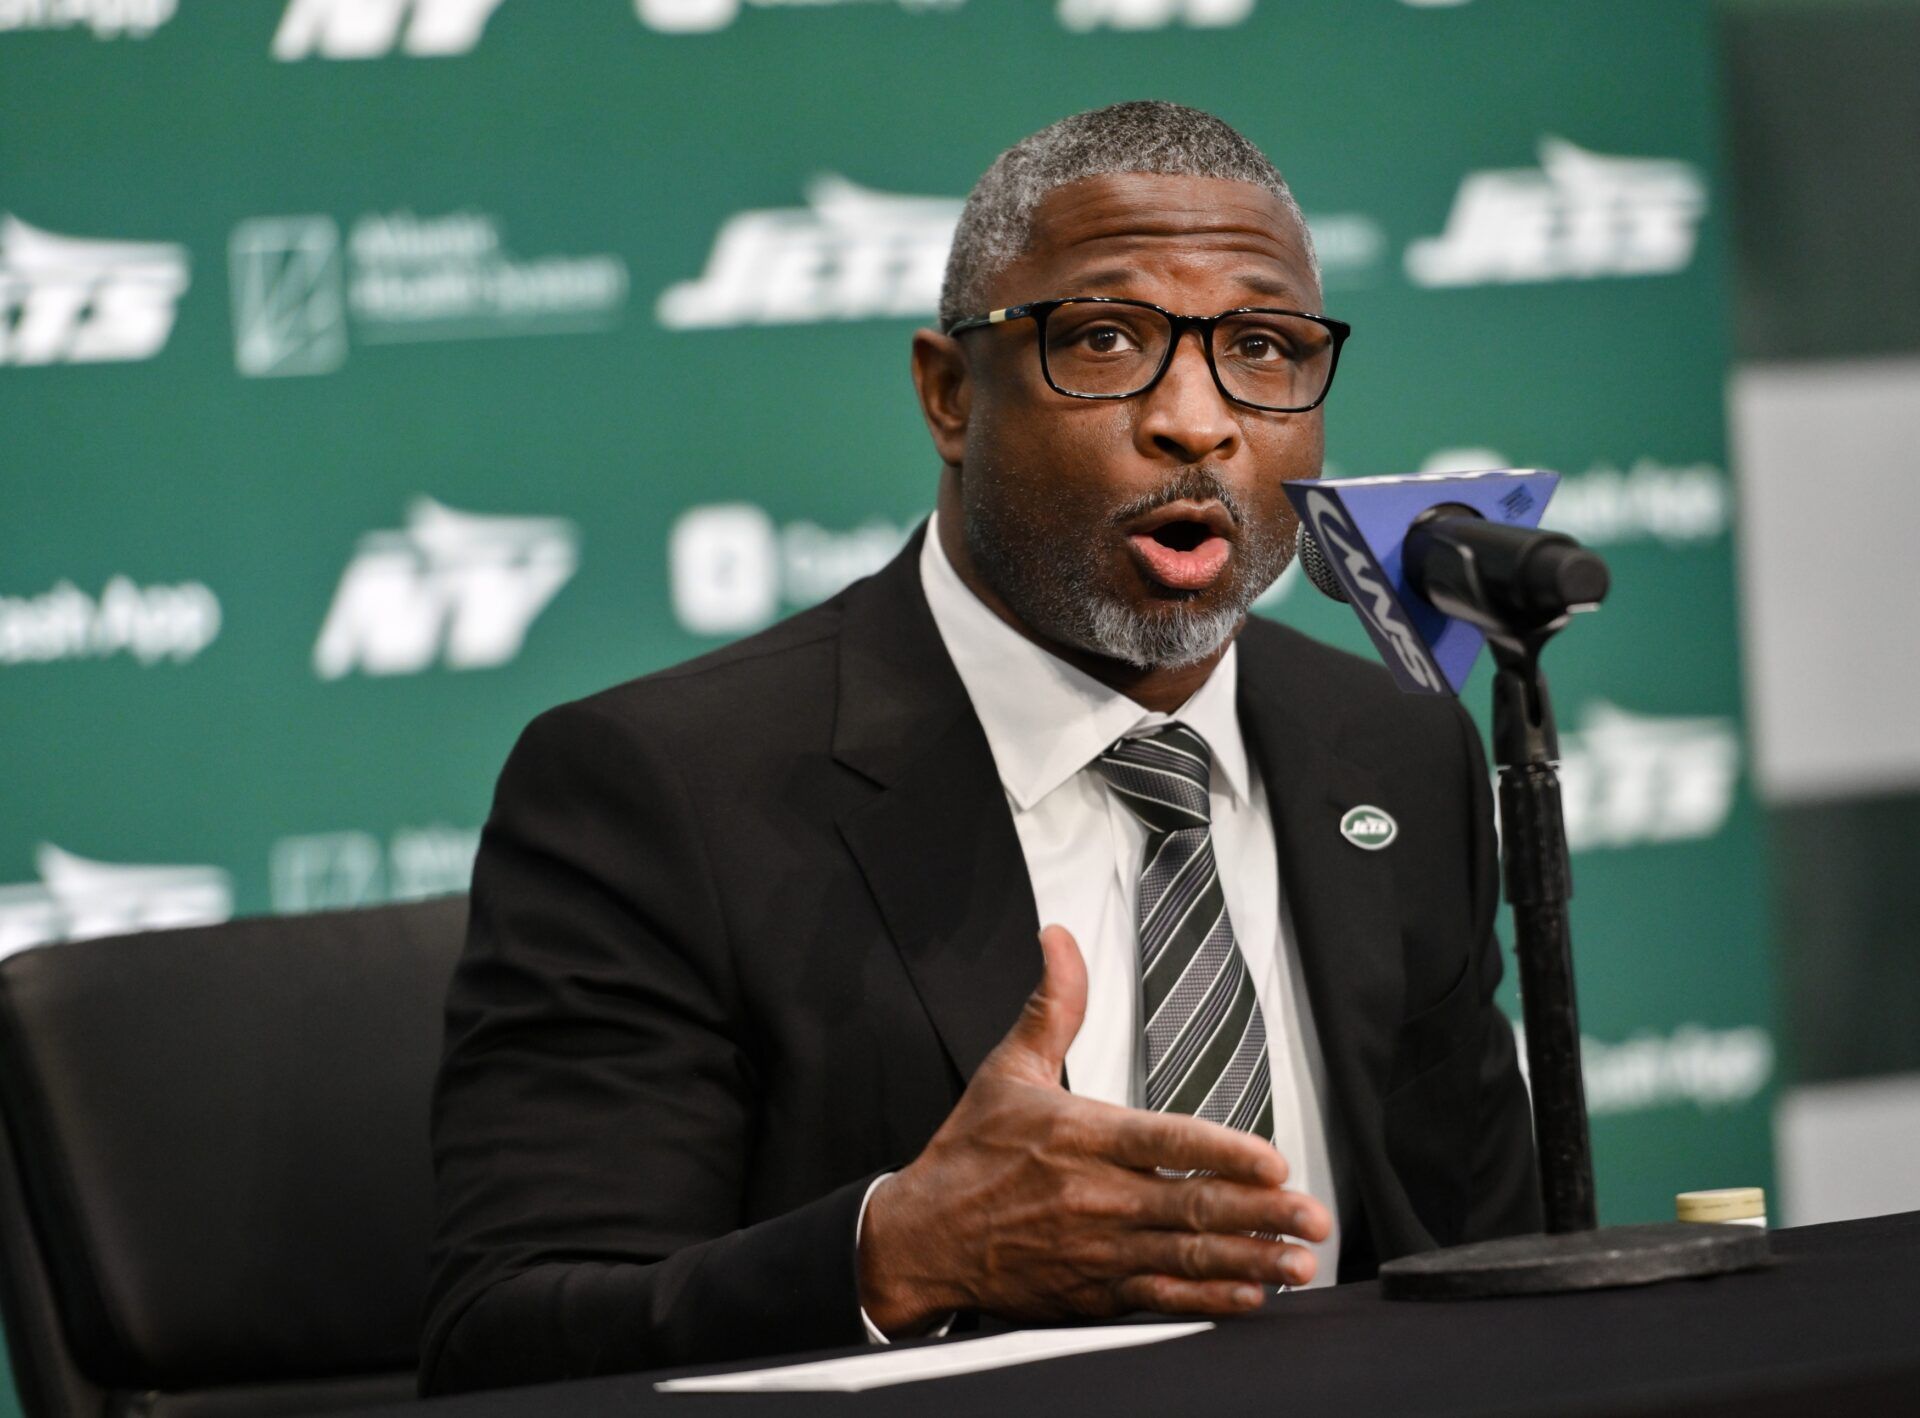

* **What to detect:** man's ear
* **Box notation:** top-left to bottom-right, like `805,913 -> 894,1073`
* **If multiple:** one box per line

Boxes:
911,329 -> 971,467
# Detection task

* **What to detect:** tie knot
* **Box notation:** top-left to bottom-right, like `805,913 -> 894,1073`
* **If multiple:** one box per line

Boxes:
1094,722 -> 1214,834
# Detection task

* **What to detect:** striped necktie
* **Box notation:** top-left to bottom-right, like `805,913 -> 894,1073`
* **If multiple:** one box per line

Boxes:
1095,722 -> 1274,1148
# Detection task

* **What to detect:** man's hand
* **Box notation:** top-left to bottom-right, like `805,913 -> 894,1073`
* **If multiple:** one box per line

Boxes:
857,924 -> 1333,1336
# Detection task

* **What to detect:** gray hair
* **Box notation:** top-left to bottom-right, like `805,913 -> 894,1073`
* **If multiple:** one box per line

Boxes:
938,100 -> 1317,329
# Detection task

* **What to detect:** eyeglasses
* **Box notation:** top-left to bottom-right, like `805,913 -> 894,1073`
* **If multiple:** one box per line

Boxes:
945,296 -> 1351,413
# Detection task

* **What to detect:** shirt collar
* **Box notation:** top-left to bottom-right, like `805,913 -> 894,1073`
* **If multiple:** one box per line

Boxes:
919,513 -> 1252,814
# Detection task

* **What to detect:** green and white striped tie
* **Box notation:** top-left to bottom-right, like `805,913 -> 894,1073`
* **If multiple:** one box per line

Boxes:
1095,722 -> 1274,1150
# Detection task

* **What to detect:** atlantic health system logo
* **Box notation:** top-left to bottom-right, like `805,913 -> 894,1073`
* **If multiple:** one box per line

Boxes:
1406,137 -> 1707,287
313,498 -> 578,678
270,823 -> 479,913
1,215 -> 189,366
230,210 -> 628,376
0,845 -> 232,960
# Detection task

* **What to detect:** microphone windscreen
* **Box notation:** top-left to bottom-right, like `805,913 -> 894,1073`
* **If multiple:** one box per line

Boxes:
1294,520 -> 1349,603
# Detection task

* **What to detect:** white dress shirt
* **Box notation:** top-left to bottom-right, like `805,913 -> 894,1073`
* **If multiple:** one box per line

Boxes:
918,515 -> 1341,1278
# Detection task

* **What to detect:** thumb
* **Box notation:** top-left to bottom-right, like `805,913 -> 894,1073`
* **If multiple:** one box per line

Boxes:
989,924 -> 1087,1084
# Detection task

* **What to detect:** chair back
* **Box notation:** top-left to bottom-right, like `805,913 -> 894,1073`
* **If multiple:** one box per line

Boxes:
0,896 -> 466,1418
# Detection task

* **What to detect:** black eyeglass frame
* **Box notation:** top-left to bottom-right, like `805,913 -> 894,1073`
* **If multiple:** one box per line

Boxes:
944,296 -> 1352,414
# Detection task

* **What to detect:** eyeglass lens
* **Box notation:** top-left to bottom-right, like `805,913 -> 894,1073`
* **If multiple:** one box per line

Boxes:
1040,301 -> 1336,409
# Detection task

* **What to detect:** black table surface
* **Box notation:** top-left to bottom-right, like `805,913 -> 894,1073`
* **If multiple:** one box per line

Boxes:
394,1212 -> 1920,1417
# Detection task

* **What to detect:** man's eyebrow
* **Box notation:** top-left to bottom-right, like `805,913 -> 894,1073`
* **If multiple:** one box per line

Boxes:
1063,266 -> 1145,294
1061,267 -> 1306,306
1238,272 -> 1304,303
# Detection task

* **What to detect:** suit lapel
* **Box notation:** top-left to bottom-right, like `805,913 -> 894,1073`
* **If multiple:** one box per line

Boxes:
833,530 -> 1042,1085
1237,627 -> 1433,1260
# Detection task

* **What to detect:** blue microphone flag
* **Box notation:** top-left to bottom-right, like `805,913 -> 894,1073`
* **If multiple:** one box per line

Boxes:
1281,469 -> 1561,696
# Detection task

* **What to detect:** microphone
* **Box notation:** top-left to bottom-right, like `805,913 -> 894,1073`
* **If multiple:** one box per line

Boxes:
1281,469 -> 1604,695
1297,501 -> 1610,633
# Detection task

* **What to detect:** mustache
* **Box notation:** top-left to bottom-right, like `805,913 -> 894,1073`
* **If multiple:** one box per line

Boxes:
1107,466 -> 1245,529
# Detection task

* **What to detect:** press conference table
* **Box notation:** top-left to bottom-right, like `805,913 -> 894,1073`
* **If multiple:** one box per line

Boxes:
391,1212 -> 1920,1418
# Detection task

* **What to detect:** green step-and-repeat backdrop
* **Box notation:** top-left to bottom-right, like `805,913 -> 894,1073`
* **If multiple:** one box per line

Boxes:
2,0 -> 1770,1401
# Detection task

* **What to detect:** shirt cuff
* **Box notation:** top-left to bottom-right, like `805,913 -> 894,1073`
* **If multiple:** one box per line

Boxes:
854,1171 -> 956,1345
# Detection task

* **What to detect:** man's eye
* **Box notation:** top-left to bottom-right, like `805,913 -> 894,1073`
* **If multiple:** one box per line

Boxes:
1230,330 -> 1294,363
1077,325 -> 1140,354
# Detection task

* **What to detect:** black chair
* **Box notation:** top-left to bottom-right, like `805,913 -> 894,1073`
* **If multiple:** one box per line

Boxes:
0,896 -> 466,1418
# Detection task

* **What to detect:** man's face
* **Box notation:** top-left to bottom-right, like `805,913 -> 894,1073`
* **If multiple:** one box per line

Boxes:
950,172 -> 1325,669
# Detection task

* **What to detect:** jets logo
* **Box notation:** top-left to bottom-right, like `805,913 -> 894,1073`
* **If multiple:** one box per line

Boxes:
0,216 -> 189,366
1340,806 -> 1398,850
313,498 -> 579,678
1556,701 -> 1740,851
636,0 -> 964,32
1406,138 -> 1707,287
1057,0 -> 1252,29
272,0 -> 507,59
658,176 -> 961,329
0,845 -> 231,961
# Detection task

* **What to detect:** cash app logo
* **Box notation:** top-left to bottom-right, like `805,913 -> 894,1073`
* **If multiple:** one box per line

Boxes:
0,0 -> 176,38
669,503 -> 911,636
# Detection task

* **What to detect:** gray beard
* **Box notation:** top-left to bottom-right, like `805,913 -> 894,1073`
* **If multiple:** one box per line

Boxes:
1081,596 -> 1250,670
964,465 -> 1293,670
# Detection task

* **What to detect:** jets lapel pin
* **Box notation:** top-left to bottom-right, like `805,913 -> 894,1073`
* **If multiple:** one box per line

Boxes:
1340,805 -> 1398,851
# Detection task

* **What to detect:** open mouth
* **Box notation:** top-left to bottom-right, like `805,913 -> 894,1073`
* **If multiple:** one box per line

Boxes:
1148,520 -> 1214,553
1124,501 -> 1235,592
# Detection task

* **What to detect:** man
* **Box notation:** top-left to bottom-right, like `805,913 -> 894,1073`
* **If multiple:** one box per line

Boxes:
421,101 -> 1539,1395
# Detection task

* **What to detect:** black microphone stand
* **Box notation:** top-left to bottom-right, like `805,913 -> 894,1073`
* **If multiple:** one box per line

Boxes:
1375,520 -> 1770,1298
1491,620 -> 1598,1234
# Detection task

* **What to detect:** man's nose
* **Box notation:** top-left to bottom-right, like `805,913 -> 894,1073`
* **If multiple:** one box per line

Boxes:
1134,329 -> 1240,464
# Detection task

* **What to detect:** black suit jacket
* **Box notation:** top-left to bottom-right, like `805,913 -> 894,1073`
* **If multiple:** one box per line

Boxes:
420,530 -> 1539,1395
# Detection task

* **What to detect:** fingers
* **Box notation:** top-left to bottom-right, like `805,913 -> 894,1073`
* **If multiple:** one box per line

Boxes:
985,925 -> 1087,1082
1127,1229 -> 1319,1289
1127,1176 -> 1334,1245
1110,1274 -> 1269,1317
1082,1102 -> 1289,1189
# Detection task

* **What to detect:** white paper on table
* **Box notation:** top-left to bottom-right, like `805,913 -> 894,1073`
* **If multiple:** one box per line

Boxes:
652,1321 -> 1214,1393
